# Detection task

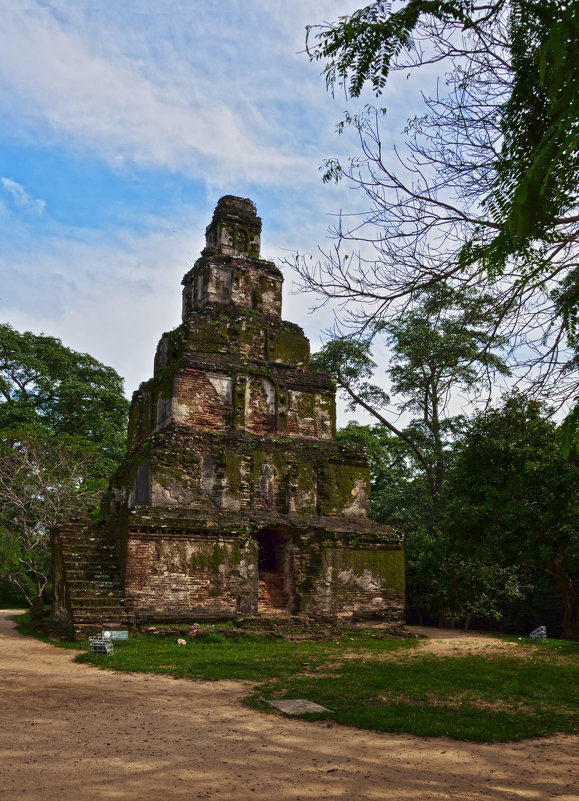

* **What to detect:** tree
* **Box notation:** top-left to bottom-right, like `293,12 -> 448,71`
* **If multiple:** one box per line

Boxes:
299,0 -> 579,413
0,324 -> 129,612
443,393 -> 579,639
404,525 -> 527,629
338,420 -> 526,628
337,420 -> 426,525
311,286 -> 508,505
0,428 -> 104,614
0,324 -> 129,475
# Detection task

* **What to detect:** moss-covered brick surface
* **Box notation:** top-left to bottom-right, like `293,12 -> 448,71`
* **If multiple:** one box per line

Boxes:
55,196 -> 404,631
124,533 -> 258,619
298,544 -> 405,621
266,327 -> 309,368
315,461 -> 371,517
335,546 -> 405,593
153,324 -> 186,378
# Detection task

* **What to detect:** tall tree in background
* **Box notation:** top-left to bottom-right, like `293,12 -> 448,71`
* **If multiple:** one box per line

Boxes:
0,325 -> 128,610
0,429 -> 103,614
299,0 -> 578,421
443,394 -> 579,639
0,324 -> 128,477
336,416 -> 528,629
311,287 -> 508,506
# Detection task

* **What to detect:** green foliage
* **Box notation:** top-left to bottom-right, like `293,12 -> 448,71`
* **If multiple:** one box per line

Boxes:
340,419 -> 528,628
444,393 -> 579,638
309,0 -> 578,290
0,325 -> 128,611
337,422 -> 430,530
405,526 -> 528,628
72,626 -> 579,741
311,338 -> 389,411
0,427 -> 105,607
0,324 -> 129,475
307,0 -> 475,99
559,396 -> 579,456
304,0 -> 579,441
487,2 -> 579,263
383,287 -> 509,416
315,288 -> 507,503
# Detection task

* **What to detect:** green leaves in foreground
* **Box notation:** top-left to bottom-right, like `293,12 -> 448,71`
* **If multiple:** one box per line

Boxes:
75,630 -> 579,742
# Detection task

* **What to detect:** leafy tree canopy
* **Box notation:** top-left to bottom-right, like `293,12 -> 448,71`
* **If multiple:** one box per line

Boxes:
308,0 -> 578,271
443,393 -> 579,638
301,0 -> 579,432
0,325 -> 129,611
0,324 -> 129,475
312,287 -> 508,501
0,427 -> 105,611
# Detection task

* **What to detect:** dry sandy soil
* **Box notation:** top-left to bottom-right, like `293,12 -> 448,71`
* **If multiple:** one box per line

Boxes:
1,610 -> 577,801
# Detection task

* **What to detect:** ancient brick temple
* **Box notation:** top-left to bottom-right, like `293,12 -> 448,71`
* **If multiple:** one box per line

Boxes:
52,196 -> 404,635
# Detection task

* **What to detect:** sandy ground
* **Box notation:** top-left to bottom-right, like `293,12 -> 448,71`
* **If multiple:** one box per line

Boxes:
1,611 -> 577,801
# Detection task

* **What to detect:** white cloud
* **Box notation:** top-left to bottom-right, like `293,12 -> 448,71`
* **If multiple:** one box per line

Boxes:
0,2 -> 350,187
0,177 -> 45,214
0,0 -> 432,427
0,210 -> 201,393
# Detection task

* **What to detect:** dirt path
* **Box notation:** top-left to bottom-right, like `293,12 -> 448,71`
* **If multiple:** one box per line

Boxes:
406,626 -> 522,657
1,611 -> 577,801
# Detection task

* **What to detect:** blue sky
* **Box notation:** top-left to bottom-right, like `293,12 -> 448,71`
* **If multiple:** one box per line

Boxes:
0,1 -> 414,416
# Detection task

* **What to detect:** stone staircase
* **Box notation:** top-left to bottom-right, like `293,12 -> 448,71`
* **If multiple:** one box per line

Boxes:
55,524 -> 133,637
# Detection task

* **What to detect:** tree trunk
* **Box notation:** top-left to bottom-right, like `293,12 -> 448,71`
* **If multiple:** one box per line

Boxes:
548,560 -> 579,641
31,569 -> 45,622
561,589 -> 579,641
30,595 -> 44,622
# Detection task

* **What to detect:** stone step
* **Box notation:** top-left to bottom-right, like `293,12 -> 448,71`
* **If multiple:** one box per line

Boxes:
72,614 -> 128,625
70,600 -> 124,610
66,561 -> 119,569
70,587 -> 121,603
67,579 -> 120,589
62,546 -> 118,553
64,567 -> 119,576
72,619 -> 126,628
62,556 -> 119,568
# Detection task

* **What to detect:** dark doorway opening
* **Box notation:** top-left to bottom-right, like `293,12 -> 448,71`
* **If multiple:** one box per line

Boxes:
255,528 -> 294,612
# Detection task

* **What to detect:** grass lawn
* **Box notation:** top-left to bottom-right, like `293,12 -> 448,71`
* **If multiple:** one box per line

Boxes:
60,623 -> 579,743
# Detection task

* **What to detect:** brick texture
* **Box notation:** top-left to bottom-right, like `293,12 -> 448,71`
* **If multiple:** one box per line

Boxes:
53,196 -> 404,635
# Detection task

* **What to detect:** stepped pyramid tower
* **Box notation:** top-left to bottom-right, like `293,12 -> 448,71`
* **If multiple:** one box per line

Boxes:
52,196 -> 404,635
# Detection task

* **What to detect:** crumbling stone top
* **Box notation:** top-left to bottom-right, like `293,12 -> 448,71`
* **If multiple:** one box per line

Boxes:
181,196 -> 282,319
205,195 -> 262,257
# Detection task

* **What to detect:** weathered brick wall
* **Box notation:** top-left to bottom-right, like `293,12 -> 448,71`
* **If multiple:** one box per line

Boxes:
297,544 -> 405,621
124,531 -> 258,620
108,429 -> 372,522
120,522 -> 403,623
128,370 -> 335,445
60,196 -> 406,630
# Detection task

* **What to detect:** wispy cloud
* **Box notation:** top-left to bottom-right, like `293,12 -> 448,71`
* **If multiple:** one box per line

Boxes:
0,177 -> 45,214
0,0 -> 388,416
0,2 -> 347,187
